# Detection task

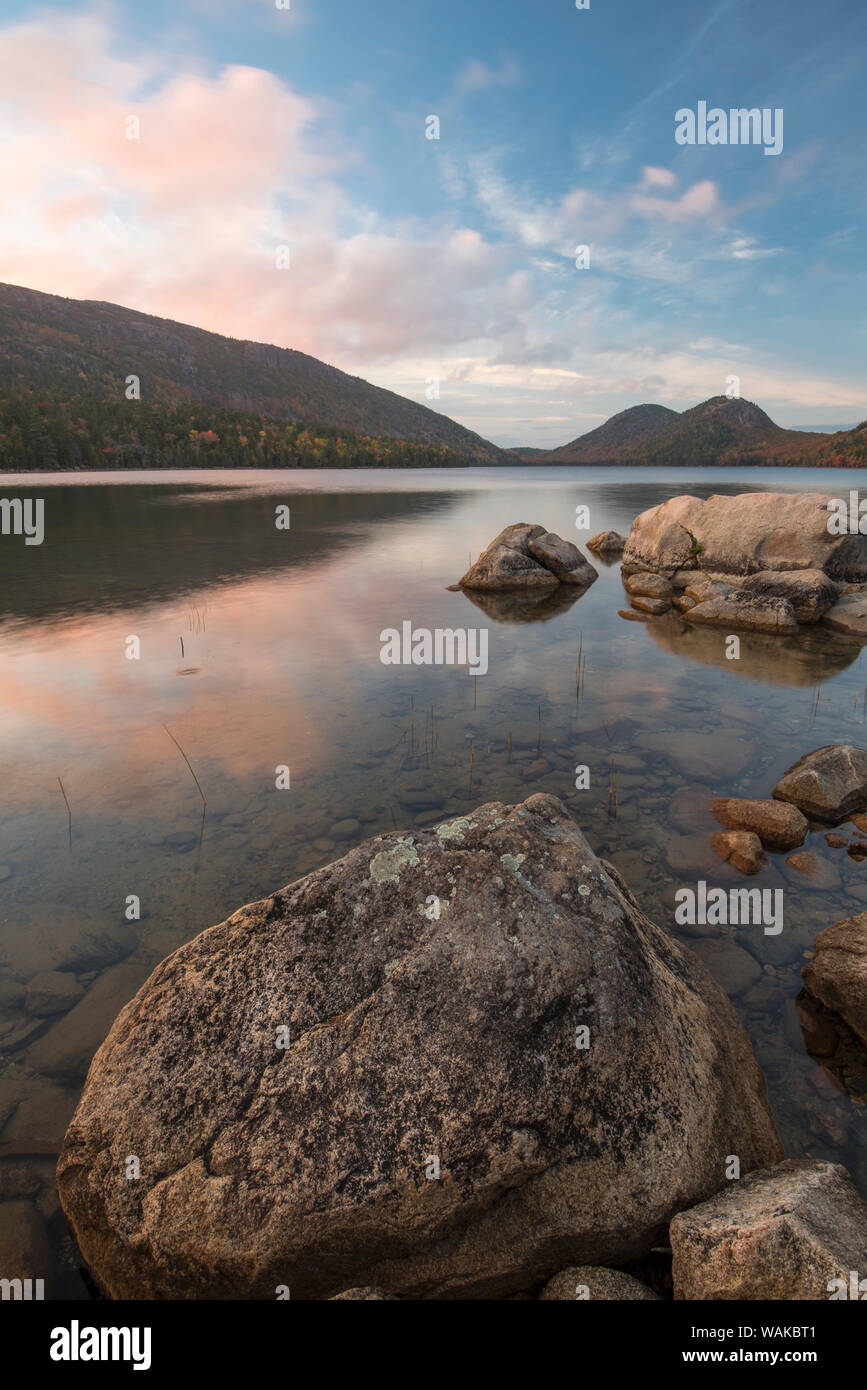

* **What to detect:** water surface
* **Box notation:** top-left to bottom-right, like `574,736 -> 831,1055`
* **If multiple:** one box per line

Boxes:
1,465 -> 865,1295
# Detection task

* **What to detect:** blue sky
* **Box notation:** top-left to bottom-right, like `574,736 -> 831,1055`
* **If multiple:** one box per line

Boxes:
0,0 -> 865,443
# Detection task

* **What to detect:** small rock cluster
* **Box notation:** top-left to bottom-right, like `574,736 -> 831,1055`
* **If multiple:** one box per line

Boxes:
708,744 -> 867,879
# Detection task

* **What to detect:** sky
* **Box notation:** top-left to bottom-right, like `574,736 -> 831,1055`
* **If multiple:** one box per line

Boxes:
0,0 -> 865,446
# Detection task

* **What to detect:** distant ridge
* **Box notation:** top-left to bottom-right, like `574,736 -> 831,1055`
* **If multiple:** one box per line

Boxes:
513,395 -> 867,468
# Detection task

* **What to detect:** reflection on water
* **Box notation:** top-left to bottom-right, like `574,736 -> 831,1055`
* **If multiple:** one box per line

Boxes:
634,609 -> 861,686
0,465 -> 865,1297
460,581 -> 594,623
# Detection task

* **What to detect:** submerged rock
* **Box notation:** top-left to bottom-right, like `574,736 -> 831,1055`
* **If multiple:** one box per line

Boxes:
670,1160 -> 867,1300
783,850 -> 842,891
26,961 -> 147,1080
0,1199 -> 52,1290
459,524 -> 597,591
24,971 -> 85,1017
772,744 -> 867,822
58,794 -> 781,1301
709,830 -> 766,876
802,911 -> 867,1047
688,939 -> 763,997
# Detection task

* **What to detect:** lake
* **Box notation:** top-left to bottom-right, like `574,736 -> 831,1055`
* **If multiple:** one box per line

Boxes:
1,464 -> 866,1296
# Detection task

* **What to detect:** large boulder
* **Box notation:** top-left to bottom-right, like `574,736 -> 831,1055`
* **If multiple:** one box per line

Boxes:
623,493 -> 867,581
802,912 -> 867,1046
459,524 -> 596,591
772,744 -> 867,822
57,795 -> 782,1301
670,1160 -> 867,1300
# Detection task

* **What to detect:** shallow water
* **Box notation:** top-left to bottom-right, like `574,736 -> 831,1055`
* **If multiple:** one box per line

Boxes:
1,464 -> 866,1296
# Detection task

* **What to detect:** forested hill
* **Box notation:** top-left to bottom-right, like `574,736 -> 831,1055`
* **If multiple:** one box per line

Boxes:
515,396 -> 867,468
0,282 -> 505,469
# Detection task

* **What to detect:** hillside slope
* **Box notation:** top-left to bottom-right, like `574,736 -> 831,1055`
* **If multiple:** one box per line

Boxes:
0,282 -> 504,465
545,403 -> 679,462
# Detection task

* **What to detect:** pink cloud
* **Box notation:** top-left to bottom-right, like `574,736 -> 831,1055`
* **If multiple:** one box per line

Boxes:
0,10 -> 518,370
630,179 -> 720,223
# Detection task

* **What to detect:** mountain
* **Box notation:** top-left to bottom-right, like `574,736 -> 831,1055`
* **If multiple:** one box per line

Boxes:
540,403 -> 679,462
0,282 -> 506,469
526,395 -> 867,468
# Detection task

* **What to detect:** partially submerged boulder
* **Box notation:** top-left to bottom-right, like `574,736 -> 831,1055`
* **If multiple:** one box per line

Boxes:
623,574 -> 672,599
710,798 -> 808,851
623,493 -> 867,582
586,531 -> 626,555
739,569 -> 838,623
629,596 -> 670,615
670,1160 -> 867,1300
684,593 -> 799,635
459,524 -> 597,591
58,794 -> 781,1301
802,912 -> 867,1047
773,744 -> 867,822
823,592 -> 867,640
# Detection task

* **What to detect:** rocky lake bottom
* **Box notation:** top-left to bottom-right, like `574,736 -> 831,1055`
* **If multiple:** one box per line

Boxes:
1,465 -> 866,1296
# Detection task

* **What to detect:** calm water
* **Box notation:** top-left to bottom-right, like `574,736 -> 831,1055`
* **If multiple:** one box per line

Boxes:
1,465 -> 866,1297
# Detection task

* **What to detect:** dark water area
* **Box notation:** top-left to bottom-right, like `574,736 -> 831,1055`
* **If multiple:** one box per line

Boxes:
1,464 -> 866,1296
